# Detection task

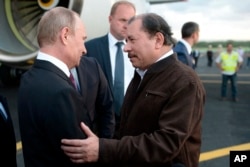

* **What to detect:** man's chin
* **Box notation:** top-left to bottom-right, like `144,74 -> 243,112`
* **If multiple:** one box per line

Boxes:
130,60 -> 138,68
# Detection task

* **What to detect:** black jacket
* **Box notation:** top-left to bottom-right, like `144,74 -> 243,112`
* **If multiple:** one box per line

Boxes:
0,94 -> 17,167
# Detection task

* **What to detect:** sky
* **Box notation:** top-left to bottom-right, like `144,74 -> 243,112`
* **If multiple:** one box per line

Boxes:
149,0 -> 250,41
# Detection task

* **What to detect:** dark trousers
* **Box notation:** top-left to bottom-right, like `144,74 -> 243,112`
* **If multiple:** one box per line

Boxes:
221,73 -> 237,98
207,55 -> 213,67
194,57 -> 199,68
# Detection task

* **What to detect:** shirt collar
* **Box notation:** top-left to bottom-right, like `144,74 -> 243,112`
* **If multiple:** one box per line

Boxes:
157,49 -> 174,62
136,49 -> 174,79
37,51 -> 70,77
108,32 -> 126,47
180,39 -> 192,54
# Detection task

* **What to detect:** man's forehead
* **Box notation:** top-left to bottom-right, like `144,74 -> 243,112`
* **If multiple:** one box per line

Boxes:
127,26 -> 138,38
127,19 -> 141,31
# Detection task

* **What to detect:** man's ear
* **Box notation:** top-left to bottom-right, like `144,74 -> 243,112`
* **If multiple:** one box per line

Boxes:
61,27 -> 70,44
155,32 -> 164,49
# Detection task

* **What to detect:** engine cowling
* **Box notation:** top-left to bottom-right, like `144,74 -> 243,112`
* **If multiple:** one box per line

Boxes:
0,0 -> 177,86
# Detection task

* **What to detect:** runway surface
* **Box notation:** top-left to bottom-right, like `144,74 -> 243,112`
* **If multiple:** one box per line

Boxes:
0,55 -> 249,167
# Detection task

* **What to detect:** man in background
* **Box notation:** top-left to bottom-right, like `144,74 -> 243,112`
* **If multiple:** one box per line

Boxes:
70,56 -> 115,138
206,45 -> 214,67
237,46 -> 245,69
174,21 -> 200,69
191,49 -> 200,68
215,42 -> 243,102
85,1 -> 136,135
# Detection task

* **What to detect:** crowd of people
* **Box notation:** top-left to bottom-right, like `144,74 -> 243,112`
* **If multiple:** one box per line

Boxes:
1,1 -> 249,167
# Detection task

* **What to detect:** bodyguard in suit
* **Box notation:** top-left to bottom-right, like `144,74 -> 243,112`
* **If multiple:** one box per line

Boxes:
85,1 -> 136,134
0,94 -> 17,167
18,7 -> 93,167
71,56 -> 115,138
173,21 -> 200,69
191,49 -> 201,68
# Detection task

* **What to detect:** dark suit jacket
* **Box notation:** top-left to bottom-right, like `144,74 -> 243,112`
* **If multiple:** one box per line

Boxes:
0,94 -> 17,167
173,41 -> 194,69
18,60 -> 92,167
99,54 -> 205,167
76,56 -> 115,138
85,34 -> 124,136
85,34 -> 114,95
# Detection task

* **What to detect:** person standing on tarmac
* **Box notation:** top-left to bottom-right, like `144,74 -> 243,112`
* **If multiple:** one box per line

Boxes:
174,21 -> 200,69
215,42 -> 243,102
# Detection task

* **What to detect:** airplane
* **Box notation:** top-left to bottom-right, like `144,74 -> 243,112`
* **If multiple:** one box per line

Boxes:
0,0 -> 185,86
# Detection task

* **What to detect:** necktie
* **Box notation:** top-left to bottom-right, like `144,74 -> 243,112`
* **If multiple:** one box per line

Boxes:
189,51 -> 195,68
114,42 -> 124,116
69,72 -> 77,90
70,68 -> 80,91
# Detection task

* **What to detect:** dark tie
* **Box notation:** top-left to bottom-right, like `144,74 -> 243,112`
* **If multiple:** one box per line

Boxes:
69,72 -> 77,90
114,42 -> 124,116
70,68 -> 80,92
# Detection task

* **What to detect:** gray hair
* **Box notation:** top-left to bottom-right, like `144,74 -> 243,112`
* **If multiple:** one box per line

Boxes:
37,7 -> 78,47
128,13 -> 175,46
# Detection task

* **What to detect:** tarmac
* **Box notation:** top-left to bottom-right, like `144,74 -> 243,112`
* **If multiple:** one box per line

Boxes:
0,54 -> 249,167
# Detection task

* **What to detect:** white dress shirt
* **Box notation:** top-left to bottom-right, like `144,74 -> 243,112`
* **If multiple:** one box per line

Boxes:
180,39 -> 192,55
37,51 -> 70,77
108,33 -> 134,94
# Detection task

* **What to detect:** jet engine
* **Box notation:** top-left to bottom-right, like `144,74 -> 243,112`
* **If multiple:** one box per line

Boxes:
0,0 -> 84,86
0,0 -> 183,86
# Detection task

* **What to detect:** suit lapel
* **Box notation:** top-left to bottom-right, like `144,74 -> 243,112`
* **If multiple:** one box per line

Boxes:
101,35 -> 114,92
74,58 -> 95,122
180,42 -> 193,67
76,61 -> 85,97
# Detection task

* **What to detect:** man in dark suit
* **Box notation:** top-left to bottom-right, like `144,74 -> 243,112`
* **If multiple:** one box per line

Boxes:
85,1 -> 136,134
0,94 -> 17,167
61,13 -> 205,167
191,49 -> 201,68
18,7 -> 93,167
206,45 -> 214,67
173,22 -> 200,69
71,56 -> 115,138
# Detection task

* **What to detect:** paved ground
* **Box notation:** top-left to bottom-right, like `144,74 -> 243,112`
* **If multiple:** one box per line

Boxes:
0,54 -> 249,167
197,55 -> 250,166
